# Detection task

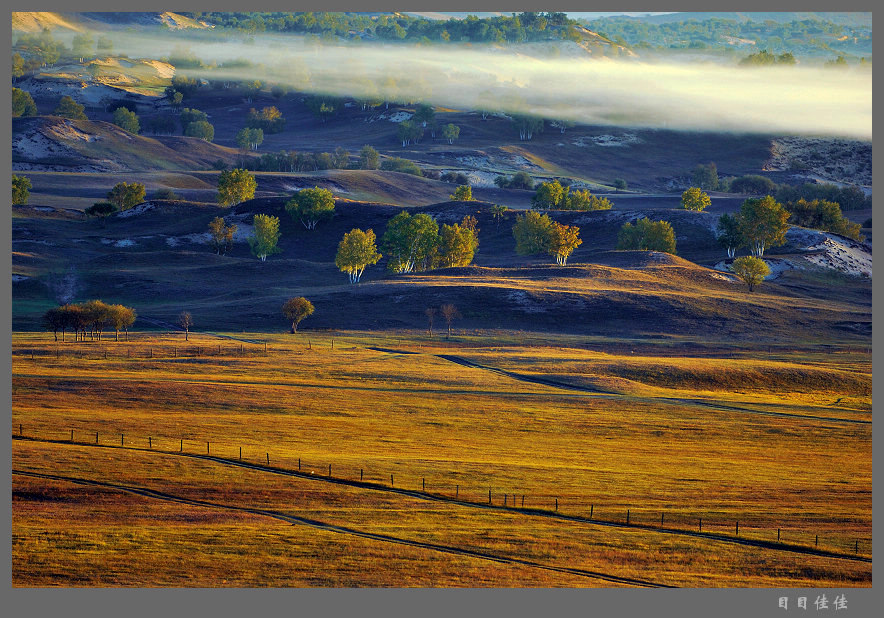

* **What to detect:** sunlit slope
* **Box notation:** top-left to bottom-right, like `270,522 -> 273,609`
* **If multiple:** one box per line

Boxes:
11,197 -> 871,343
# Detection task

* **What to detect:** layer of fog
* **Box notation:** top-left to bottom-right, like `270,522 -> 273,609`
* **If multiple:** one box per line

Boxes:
112,31 -> 873,139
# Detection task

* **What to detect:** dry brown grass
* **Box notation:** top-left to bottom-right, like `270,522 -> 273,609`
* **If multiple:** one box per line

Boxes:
11,330 -> 872,587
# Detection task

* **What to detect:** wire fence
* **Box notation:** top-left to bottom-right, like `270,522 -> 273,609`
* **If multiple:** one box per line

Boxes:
12,422 -> 872,561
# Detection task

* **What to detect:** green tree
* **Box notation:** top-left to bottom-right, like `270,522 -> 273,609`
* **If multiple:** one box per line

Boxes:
547,221 -> 581,265
335,228 -> 382,283
613,178 -> 628,191
397,120 -> 423,146
441,123 -> 460,144
185,120 -> 215,141
717,213 -> 745,258
179,107 -> 208,133
208,216 -> 237,255
12,87 -> 37,117
54,95 -> 87,120
681,187 -> 711,211
617,218 -> 677,254
281,297 -> 314,333
412,103 -> 435,127
731,256 -> 770,292
450,185 -> 474,201
112,107 -> 140,134
107,182 -> 146,211
381,211 -> 440,273
217,168 -> 257,206
85,201 -> 118,225
42,306 -> 67,342
332,147 -> 350,169
359,145 -> 380,170
739,195 -> 790,256
12,175 -> 31,205
248,214 -> 281,261
513,210 -> 554,255
247,106 -> 285,133
561,188 -> 613,211
286,186 -> 335,230
531,180 -> 565,210
692,162 -> 719,191
177,311 -> 193,341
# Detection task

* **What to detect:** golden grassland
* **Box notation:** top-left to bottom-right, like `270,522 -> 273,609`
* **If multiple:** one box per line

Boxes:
11,330 -> 872,587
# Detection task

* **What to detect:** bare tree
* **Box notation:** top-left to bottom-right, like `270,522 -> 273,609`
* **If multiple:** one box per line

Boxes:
177,311 -> 193,341
439,303 -> 460,339
424,307 -> 437,335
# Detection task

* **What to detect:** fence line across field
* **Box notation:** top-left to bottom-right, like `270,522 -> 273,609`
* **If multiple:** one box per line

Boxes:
12,423 -> 872,560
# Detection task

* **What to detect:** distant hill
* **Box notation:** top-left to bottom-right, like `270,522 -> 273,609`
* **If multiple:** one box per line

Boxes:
641,12 -> 872,27
12,116 -> 241,173
11,11 -> 211,33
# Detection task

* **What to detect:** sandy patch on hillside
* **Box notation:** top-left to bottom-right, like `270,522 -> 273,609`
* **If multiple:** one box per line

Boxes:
763,136 -> 872,188
573,133 -> 642,148
116,203 -> 156,218
714,227 -> 872,280
380,111 -> 413,123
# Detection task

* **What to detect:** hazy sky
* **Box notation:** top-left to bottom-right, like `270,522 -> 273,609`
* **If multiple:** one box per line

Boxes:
119,31 -> 872,140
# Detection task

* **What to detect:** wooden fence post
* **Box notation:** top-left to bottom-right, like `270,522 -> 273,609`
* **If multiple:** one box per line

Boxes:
699,518 -> 702,532
777,528 -> 780,541
555,498 -> 558,511
422,478 -> 425,491
70,429 -> 74,441
239,447 -> 242,460
856,540 -> 859,554
19,424 -> 22,436
180,439 -> 183,452
627,509 -> 630,525
121,433 -> 124,446
816,535 -> 819,547
736,521 -> 739,536
456,485 -> 459,499
360,469 -> 363,482
328,464 -> 332,477
207,441 -> 209,454
489,489 -> 492,504
390,474 -> 394,487
148,437 -> 152,449
298,458 -> 301,470
661,513 -> 664,527
590,505 -> 593,519
266,453 -> 269,465
522,495 -> 524,508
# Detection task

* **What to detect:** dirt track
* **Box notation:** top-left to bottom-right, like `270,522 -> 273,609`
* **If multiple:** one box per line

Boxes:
12,467 -> 672,588
13,436 -> 871,565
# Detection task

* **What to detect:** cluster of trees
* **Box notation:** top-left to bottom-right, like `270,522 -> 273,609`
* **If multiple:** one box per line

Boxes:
691,162 -> 871,211
180,108 -> 214,141
195,11 -> 584,45
246,106 -> 285,133
42,300 -> 136,342
239,148 -> 355,172
531,180 -> 613,211
616,218 -> 677,254
425,303 -> 461,338
12,87 -> 37,117
236,127 -> 264,151
450,186 -> 473,201
494,171 -> 535,190
584,14 -> 870,58
785,197 -> 864,241
738,49 -> 797,66
380,157 -> 423,177
381,211 -> 480,273
12,175 -> 31,205
512,211 -> 582,265
335,228 -> 382,283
